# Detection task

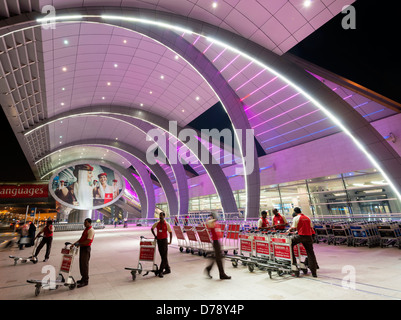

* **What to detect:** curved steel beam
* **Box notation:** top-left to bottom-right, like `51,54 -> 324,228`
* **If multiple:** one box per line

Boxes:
3,7 -> 401,209
27,106 -> 239,214
39,139 -> 179,219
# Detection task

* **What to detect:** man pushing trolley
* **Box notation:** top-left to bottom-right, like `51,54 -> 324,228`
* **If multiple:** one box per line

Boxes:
287,207 -> 318,277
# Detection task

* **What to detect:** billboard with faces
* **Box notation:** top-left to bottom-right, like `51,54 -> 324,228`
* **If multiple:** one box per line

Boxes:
49,162 -> 125,210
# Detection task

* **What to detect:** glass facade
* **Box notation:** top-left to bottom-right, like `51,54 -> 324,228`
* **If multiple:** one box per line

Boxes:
156,168 -> 401,217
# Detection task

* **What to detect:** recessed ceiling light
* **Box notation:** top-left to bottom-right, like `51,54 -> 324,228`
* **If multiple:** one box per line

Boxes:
123,40 -> 127,44
114,64 -> 118,68
303,0 -> 312,7
196,96 -> 200,101
212,2 -> 218,8
149,91 -> 153,94
60,102 -> 65,106
102,97 -> 105,100
174,55 -> 179,60
182,109 -> 185,112
160,75 -> 164,79
62,87 -> 65,91
115,138 -> 118,140
140,103 -> 144,107
59,136 -> 63,139
63,39 -> 69,45
107,82 -> 111,86
59,141 -> 62,144
62,67 -> 67,72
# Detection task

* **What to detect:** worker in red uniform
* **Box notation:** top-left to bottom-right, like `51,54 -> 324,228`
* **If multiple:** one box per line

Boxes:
151,212 -> 172,278
257,211 -> 271,232
272,209 -> 288,231
287,207 -> 318,277
73,218 -> 95,287
34,219 -> 54,262
204,213 -> 231,280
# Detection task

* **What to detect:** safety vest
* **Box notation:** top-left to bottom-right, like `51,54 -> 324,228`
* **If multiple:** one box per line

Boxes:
261,218 -> 269,228
273,214 -> 286,230
297,214 -> 313,236
209,222 -> 223,241
79,226 -> 94,246
156,221 -> 169,240
43,225 -> 53,237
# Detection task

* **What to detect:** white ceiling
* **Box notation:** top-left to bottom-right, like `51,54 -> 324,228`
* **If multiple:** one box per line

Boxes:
2,0 -> 394,185
34,0 -> 356,55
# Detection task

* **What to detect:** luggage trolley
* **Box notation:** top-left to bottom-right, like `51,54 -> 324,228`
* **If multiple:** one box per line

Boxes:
226,234 -> 254,268
125,236 -> 159,280
27,241 -> 78,296
246,234 -> 275,278
332,223 -> 353,246
196,226 -> 214,257
222,224 -> 240,255
9,235 -> 41,266
378,222 -> 401,249
270,234 -> 300,277
293,242 -> 308,275
350,222 -> 380,248
313,223 -> 334,244
173,225 -> 190,253
184,225 -> 201,255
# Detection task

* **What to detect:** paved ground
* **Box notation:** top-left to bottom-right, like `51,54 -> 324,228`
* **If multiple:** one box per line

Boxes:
1,225 -> 400,301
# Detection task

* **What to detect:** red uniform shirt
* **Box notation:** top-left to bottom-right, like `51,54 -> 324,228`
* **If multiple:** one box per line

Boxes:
79,226 -> 94,246
43,225 -> 54,237
273,214 -> 286,230
153,221 -> 172,240
294,214 -> 314,236
208,222 -> 223,241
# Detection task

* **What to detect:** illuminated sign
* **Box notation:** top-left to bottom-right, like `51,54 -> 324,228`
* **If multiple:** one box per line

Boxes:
49,162 -> 125,210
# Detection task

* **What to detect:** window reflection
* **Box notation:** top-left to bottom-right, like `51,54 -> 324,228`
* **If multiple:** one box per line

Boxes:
156,168 -> 401,217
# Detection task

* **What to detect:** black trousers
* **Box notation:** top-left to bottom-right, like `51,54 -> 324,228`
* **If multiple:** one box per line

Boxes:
34,237 -> 53,260
79,246 -> 91,283
206,240 -> 225,276
291,235 -> 318,274
157,238 -> 170,272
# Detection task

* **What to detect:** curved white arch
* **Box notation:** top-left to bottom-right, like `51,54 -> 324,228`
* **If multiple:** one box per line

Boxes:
2,8 -> 401,209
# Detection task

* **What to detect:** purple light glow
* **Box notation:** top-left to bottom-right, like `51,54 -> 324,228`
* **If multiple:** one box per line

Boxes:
203,42 -> 213,54
228,61 -> 253,82
240,76 -> 278,102
213,48 -> 227,63
247,90 -> 298,117
192,35 -> 201,45
252,100 -> 311,129
255,109 -> 320,137
261,117 -> 328,143
235,69 -> 264,92
220,54 -> 240,73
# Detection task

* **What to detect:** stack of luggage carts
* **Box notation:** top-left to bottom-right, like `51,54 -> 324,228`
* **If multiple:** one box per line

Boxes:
172,213 -> 241,258
224,227 -> 309,279
313,218 -> 401,249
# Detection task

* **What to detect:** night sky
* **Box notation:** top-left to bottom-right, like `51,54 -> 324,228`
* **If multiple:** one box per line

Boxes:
0,0 -> 399,182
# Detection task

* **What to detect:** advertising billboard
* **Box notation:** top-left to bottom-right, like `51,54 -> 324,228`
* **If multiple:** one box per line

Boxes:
49,162 -> 125,210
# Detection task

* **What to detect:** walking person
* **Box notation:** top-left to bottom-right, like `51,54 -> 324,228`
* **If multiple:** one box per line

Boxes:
73,218 -> 95,288
204,213 -> 231,280
34,219 -> 54,262
151,212 -> 172,278
287,207 -> 318,277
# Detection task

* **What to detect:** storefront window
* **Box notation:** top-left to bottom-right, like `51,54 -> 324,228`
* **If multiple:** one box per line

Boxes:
157,168 -> 401,219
